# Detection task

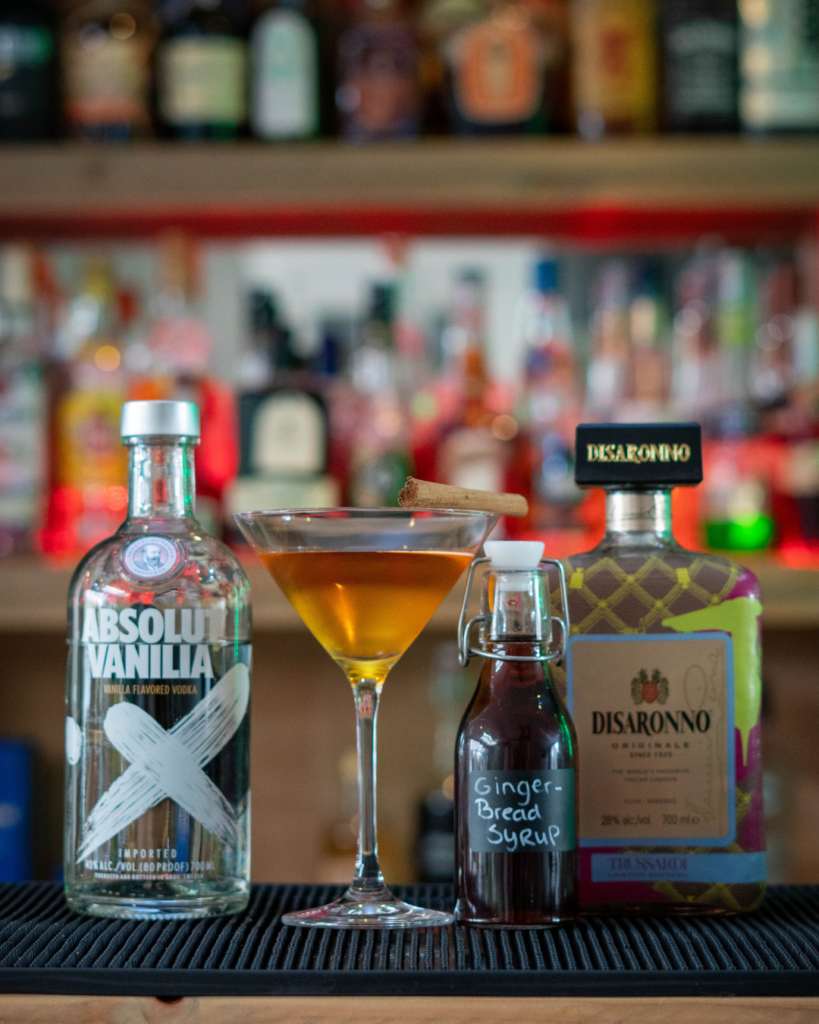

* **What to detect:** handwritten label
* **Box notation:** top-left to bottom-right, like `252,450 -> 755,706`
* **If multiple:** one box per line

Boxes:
467,769 -> 576,853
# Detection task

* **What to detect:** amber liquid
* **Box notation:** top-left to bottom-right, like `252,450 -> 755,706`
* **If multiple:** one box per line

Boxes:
261,550 -> 472,684
455,642 -> 578,927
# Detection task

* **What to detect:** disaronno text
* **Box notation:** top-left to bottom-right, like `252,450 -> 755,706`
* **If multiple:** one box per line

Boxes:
586,443 -> 691,464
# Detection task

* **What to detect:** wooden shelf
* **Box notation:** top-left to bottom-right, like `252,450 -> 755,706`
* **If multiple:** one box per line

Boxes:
0,138 -> 817,241
2,555 -> 816,633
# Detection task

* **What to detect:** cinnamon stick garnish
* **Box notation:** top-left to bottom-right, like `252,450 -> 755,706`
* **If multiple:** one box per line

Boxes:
398,477 -> 528,518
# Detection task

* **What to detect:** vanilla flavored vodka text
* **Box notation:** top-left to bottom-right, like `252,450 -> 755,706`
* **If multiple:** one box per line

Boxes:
64,400 -> 251,919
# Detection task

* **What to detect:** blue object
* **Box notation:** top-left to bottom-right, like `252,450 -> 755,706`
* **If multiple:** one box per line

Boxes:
0,740 -> 32,881
535,258 -> 559,294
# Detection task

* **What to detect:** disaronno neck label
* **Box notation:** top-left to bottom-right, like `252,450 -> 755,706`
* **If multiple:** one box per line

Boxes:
575,422 -> 703,488
566,632 -> 734,847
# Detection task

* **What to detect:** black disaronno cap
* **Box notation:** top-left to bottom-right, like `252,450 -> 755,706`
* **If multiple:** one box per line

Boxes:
575,423 -> 703,488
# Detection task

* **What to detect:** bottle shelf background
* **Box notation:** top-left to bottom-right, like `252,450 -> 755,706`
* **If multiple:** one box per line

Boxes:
0,138 -> 818,241
4,133 -> 819,891
2,556 -> 818,632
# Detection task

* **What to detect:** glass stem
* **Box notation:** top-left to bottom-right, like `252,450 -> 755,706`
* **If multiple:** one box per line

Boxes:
350,679 -> 387,897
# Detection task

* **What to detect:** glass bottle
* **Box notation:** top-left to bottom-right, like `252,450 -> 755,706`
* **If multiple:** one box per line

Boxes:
336,0 -> 421,141
64,399 -> 251,919
0,0 -> 57,140
436,268 -> 510,496
455,540 -> 578,927
623,258 -> 670,422
739,0 -> 819,133
661,0 -> 739,132
348,282 -> 413,506
45,259 -> 129,558
0,244 -> 47,556
157,0 -> 249,140
421,0 -> 569,135
231,288 -> 336,515
62,0 -> 158,141
514,256 -> 583,539
585,260 -> 631,420
250,0 -> 321,139
570,0 -> 658,138
559,423 -> 766,914
140,231 -> 240,537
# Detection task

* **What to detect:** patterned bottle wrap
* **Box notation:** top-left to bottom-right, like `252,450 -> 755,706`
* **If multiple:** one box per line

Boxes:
554,550 -> 765,912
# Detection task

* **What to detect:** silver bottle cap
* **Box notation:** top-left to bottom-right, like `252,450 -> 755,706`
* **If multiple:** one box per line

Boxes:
120,400 -> 200,439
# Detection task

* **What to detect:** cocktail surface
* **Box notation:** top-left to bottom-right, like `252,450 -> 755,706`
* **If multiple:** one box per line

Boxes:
261,550 -> 472,684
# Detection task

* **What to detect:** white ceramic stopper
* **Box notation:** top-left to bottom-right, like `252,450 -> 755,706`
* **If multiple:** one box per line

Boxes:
484,540 -> 545,570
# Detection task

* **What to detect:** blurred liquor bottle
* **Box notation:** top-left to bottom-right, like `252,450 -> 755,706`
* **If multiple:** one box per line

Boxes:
702,437 -> 775,552
436,268 -> 512,496
700,248 -> 776,554
420,0 -> 570,135
623,258 -> 670,421
42,258 -> 128,558
0,0 -> 57,140
137,231 -> 239,533
229,289 -> 337,523
62,0 -> 158,140
571,0 -> 658,138
739,0 -> 819,133
513,257 -> 584,544
0,246 -> 48,556
750,256 -> 798,417
585,260 -> 630,419
157,0 -> 249,139
250,0 -> 322,139
349,282 -> 413,506
336,0 -> 420,140
715,248 -> 755,436
660,0 -> 739,132
669,250 -> 719,424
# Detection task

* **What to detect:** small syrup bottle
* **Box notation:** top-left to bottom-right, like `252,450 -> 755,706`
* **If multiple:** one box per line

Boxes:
454,541 -> 578,927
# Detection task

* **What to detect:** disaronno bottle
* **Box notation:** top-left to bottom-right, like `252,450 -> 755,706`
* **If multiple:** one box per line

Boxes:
558,423 -> 765,913
64,401 -> 251,918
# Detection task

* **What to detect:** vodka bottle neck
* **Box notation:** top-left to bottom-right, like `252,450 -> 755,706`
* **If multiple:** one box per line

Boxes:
125,437 -> 197,524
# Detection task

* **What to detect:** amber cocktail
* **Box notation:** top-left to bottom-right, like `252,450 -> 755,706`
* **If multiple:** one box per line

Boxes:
261,550 -> 473,685
235,509 -> 496,928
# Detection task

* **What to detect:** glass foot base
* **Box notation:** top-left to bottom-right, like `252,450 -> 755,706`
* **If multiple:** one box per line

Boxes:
283,890 -> 454,929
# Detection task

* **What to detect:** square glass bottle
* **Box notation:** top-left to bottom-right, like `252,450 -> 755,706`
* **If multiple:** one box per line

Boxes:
554,423 -> 765,914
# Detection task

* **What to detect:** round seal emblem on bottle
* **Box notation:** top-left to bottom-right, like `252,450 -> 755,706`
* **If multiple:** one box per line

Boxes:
121,536 -> 181,580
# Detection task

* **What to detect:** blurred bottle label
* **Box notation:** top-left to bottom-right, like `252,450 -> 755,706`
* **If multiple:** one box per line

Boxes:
572,0 -> 657,135
740,0 -> 819,129
252,9 -> 318,138
56,389 -> 126,491
249,391 -> 326,476
159,37 -> 247,125
451,17 -> 541,124
64,35 -> 150,126
666,18 -> 737,120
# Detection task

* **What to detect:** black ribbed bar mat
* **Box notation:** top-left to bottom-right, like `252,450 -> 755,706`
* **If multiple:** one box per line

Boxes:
1,882 -> 818,997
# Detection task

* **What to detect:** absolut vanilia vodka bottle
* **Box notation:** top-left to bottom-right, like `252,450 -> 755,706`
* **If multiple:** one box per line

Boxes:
558,423 -> 765,914
64,400 -> 251,918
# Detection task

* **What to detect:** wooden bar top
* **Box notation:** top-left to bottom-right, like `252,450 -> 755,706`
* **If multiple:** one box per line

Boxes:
2,994 -> 819,1023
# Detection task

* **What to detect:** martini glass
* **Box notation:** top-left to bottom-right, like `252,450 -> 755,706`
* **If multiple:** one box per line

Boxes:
235,508 -> 497,928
